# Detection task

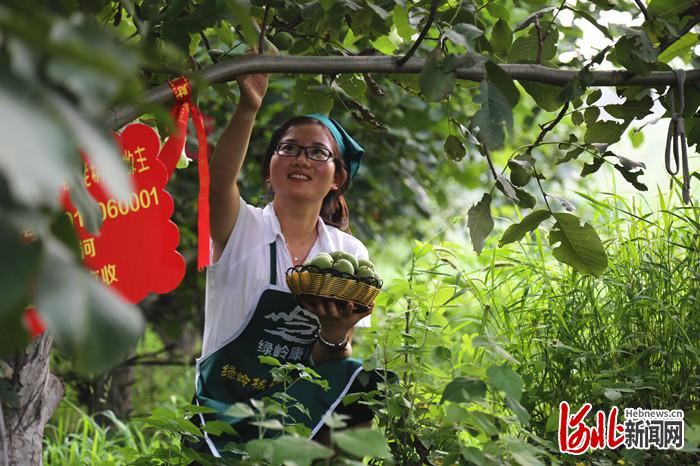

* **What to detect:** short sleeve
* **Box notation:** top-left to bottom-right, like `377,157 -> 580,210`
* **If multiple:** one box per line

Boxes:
209,197 -> 264,269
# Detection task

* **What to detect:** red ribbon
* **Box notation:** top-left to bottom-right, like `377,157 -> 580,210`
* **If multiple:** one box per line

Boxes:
24,306 -> 45,338
159,77 -> 210,270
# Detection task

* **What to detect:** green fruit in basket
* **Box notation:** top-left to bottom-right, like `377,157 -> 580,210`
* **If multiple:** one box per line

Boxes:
358,259 -> 375,270
332,258 -> 354,275
373,271 -> 382,282
330,251 -> 345,261
310,253 -> 333,270
340,253 -> 359,271
357,266 -> 374,278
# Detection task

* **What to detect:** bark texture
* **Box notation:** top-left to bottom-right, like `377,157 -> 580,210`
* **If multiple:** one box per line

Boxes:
1,335 -> 64,466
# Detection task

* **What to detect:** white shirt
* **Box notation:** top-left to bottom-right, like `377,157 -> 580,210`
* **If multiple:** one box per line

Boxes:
201,197 -> 371,358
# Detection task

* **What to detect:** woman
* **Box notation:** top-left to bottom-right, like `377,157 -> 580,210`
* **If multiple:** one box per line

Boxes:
193,73 -> 381,457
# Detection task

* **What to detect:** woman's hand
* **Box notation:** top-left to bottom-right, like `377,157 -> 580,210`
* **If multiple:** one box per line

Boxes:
236,73 -> 268,112
298,296 -> 373,343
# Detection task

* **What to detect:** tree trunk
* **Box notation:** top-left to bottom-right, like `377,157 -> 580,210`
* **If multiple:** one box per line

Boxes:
0,335 -> 64,466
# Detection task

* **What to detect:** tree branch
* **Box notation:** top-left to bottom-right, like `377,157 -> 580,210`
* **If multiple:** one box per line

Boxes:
528,101 -> 570,152
107,55 -> 700,130
397,0 -> 441,66
658,14 -> 700,53
258,1 -> 272,54
633,0 -> 651,23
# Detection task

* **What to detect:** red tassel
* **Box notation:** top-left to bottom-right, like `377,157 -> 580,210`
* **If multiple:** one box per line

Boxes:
24,306 -> 45,338
161,76 -> 210,270
192,106 -> 210,270
158,102 -> 190,180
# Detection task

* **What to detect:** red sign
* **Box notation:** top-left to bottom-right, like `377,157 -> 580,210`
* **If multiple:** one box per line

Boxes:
64,123 -> 186,303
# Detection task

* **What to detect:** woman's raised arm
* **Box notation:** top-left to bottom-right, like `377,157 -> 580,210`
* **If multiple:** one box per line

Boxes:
209,73 -> 268,256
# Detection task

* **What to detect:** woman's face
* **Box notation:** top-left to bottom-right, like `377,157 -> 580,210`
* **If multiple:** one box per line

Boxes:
268,124 -> 344,203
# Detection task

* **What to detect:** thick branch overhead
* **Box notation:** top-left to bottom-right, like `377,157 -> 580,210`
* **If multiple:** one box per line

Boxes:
108,55 -> 700,129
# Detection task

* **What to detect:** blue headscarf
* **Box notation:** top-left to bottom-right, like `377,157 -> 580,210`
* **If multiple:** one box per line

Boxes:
305,114 -> 364,180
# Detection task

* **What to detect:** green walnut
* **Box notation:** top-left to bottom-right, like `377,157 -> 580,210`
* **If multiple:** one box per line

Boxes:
272,31 -> 294,50
332,258 -> 354,275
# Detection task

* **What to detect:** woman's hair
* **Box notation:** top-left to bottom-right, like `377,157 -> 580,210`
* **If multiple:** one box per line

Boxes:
261,116 -> 352,232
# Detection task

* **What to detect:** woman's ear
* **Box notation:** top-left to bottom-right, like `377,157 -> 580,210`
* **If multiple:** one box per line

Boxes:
333,166 -> 348,190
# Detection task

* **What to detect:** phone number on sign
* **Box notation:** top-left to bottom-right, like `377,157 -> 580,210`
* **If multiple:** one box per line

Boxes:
67,187 -> 160,227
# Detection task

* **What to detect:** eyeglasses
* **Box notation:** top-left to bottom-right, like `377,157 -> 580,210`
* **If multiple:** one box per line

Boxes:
274,142 -> 333,162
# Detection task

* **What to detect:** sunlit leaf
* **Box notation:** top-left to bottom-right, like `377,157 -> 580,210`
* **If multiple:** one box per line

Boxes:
549,213 -> 608,277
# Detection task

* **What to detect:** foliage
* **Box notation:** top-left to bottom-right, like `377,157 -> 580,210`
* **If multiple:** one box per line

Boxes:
0,0 -> 699,462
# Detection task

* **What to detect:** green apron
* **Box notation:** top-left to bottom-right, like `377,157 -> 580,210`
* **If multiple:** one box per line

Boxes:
195,242 -> 377,457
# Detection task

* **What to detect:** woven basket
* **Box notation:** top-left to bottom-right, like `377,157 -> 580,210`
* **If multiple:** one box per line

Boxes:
286,265 -> 382,308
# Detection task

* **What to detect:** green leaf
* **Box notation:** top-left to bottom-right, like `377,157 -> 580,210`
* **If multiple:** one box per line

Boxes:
580,156 -> 605,177
496,175 -> 518,202
521,81 -> 564,112
499,210 -> 551,246
292,79 -> 334,114
444,135 -> 466,161
67,174 -> 102,235
548,213 -> 608,277
467,193 -> 494,254
571,111 -> 584,126
334,429 -> 392,459
648,0 -> 696,25
486,2 -> 510,20
0,73 -> 77,207
228,0 -> 260,49
48,93 -> 133,202
336,74 -> 367,101
465,411 -> 500,436
0,218 -> 41,321
487,365 -> 524,401
505,394 -> 530,425
225,402 -> 256,418
508,158 -> 532,186
584,121 -> 629,144
515,187 -> 536,209
614,28 -> 658,75
658,32 -> 699,63
628,127 -> 644,148
586,89 -> 603,105
444,23 -> 484,50
442,377 -> 487,403
568,7 -> 612,39
246,436 -> 333,465
507,26 -> 557,63
445,403 -> 471,423
513,7 -> 556,32
485,61 -> 519,107
35,239 -> 144,374
258,355 -> 282,366
604,96 -> 653,121
614,163 -> 648,191
472,63 -> 519,149
202,420 -> 236,436
392,6 -> 413,41
583,106 -> 600,125
556,146 -> 584,164
490,19 -> 512,53
420,48 -> 456,102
